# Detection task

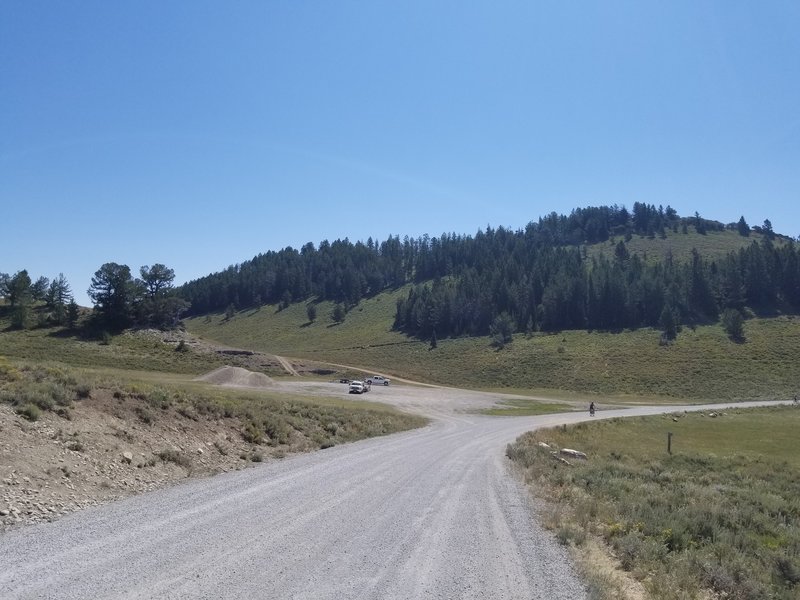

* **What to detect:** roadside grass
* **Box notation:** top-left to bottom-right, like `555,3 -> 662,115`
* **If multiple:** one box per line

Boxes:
507,406 -> 800,599
484,399 -> 578,416
0,357 -> 427,451
187,296 -> 800,401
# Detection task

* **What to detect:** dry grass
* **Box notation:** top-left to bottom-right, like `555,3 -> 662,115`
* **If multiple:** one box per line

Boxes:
187,298 -> 800,402
508,406 -> 800,599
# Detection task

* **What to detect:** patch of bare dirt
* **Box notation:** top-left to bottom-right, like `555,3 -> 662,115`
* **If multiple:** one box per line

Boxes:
129,329 -> 336,378
0,390 -> 279,533
572,538 -> 649,600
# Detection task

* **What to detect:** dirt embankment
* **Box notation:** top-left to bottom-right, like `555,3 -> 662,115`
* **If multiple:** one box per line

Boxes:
0,378 -> 283,532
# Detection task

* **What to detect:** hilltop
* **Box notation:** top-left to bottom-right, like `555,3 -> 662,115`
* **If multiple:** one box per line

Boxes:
176,206 -> 797,345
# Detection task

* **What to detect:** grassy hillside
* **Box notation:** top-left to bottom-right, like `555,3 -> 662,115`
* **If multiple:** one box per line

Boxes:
508,406 -> 800,599
185,289 -> 800,402
586,225 -> 775,264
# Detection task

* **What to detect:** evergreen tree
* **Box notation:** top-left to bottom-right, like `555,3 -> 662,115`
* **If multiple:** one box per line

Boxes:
87,263 -> 137,330
490,313 -> 514,348
66,299 -> 80,329
306,303 -> 317,323
225,303 -> 236,320
46,273 -> 73,325
659,305 -> 678,341
8,270 -> 32,307
737,216 -> 750,236
332,303 -> 346,324
138,264 -> 186,327
30,276 -> 49,301
762,219 -> 774,240
721,308 -> 745,342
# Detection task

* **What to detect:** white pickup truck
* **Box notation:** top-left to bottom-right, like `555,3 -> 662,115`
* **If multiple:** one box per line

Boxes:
349,380 -> 370,394
366,375 -> 390,386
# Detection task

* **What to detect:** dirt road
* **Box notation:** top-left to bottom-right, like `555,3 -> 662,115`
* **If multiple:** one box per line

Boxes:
0,382 -> 786,599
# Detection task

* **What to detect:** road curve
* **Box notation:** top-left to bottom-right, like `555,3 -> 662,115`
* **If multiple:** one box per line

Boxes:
0,388 -> 787,599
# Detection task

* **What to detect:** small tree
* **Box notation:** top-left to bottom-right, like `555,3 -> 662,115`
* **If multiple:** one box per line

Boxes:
762,219 -> 775,240
10,303 -> 31,329
490,313 -> 514,348
47,273 -> 73,325
306,303 -> 317,323
280,290 -> 292,311
224,303 -> 236,321
332,303 -> 346,324
30,276 -> 49,301
66,299 -> 80,329
659,306 -> 678,342
614,240 -> 629,262
430,329 -> 437,349
721,308 -> 745,342
0,272 -> 10,299
8,270 -> 32,307
737,216 -> 750,237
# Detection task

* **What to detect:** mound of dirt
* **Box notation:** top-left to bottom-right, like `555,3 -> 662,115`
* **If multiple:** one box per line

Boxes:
194,366 -> 275,388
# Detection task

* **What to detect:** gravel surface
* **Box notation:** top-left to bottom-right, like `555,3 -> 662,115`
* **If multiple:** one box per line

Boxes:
0,381 -> 786,599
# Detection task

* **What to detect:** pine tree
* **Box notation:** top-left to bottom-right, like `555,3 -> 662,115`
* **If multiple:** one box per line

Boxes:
66,299 -> 80,329
737,216 -> 750,236
659,305 -> 678,341
332,303 -> 346,324
721,308 -> 745,342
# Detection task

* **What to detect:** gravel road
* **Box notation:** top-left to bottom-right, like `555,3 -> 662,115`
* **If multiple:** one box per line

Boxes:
0,382 -> 786,599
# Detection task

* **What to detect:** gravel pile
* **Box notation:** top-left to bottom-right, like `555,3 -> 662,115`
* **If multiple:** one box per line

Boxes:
194,366 -> 275,388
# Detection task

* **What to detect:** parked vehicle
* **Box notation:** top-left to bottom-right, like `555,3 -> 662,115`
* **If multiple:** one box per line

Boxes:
349,380 -> 367,394
366,375 -> 390,386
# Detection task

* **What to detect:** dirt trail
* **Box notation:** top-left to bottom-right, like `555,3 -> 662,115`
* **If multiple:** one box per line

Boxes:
274,355 -> 300,376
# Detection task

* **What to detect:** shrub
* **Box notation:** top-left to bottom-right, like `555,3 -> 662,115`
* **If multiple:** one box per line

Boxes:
145,388 -> 171,410
15,403 -> 41,421
74,383 -> 91,399
556,522 -> 587,546
135,407 -> 154,424
156,449 -> 192,470
241,422 -> 263,444
776,555 -> 800,586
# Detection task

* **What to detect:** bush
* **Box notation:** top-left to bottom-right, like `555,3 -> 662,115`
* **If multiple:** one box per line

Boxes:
74,383 -> 91,399
145,388 -> 171,410
241,421 -> 263,444
156,449 -> 192,470
15,403 -> 41,421
67,439 -> 84,452
135,407 -> 154,424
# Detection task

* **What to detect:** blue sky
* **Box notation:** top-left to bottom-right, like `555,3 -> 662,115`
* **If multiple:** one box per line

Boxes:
3,1 -> 799,306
